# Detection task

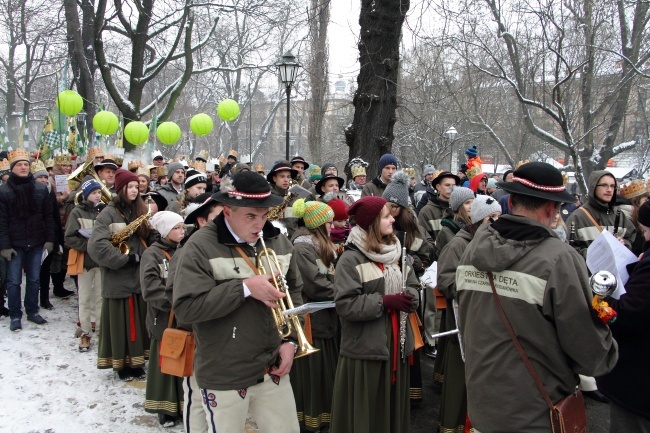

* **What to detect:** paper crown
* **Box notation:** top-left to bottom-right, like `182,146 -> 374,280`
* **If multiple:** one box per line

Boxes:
54,153 -> 72,166
254,164 -> 265,173
128,159 -> 143,171
351,165 -> 366,178
156,166 -> 168,177
45,158 -> 55,168
193,160 -> 207,173
87,147 -> 104,159
30,160 -> 47,175
0,158 -> 11,171
620,179 -> 648,199
515,160 -> 530,169
403,167 -> 415,179
466,166 -> 483,180
196,150 -> 210,161
136,166 -> 148,176
107,154 -> 124,167
227,149 -> 238,159
8,148 -> 30,165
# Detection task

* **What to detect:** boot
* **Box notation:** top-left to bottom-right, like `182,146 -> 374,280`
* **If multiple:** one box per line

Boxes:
41,298 -> 54,310
79,334 -> 91,352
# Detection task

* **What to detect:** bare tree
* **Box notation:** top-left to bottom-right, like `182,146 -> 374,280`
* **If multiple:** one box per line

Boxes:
306,0 -> 329,163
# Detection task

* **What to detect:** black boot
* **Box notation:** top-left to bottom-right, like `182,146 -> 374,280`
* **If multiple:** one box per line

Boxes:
41,298 -> 54,310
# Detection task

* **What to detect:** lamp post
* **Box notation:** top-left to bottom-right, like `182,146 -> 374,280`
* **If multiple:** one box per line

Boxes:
445,126 -> 458,172
275,51 -> 301,161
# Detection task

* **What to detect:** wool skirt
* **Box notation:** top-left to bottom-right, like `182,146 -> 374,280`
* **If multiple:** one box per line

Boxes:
433,309 -> 448,386
97,294 -> 150,370
438,337 -> 467,433
144,339 -> 183,417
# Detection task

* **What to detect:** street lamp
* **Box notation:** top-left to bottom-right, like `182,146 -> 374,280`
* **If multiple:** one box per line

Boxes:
275,51 -> 301,160
445,126 -> 458,172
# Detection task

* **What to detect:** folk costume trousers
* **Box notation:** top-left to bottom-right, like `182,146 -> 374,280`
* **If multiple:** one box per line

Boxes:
78,267 -> 102,335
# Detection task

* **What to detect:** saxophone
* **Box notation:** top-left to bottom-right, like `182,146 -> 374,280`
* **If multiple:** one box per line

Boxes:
110,199 -> 152,255
267,180 -> 298,221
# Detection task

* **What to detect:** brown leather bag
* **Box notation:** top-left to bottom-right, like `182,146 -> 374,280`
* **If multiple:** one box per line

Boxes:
159,311 -> 195,377
487,272 -> 587,433
409,312 -> 425,351
66,249 -> 84,276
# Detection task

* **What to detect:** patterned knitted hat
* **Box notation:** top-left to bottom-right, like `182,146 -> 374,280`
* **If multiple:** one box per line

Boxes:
382,171 -> 410,208
465,145 -> 478,158
292,199 -> 334,229
81,179 -> 102,200
347,196 -> 387,230
449,187 -> 475,212
470,195 -> 502,224
327,198 -> 349,221
185,168 -> 207,189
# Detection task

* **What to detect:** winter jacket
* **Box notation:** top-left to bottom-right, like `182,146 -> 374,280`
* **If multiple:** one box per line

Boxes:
163,246 -> 191,332
87,201 -> 158,299
434,218 -> 465,259
456,215 -> 618,433
270,184 -> 300,236
597,242 -> 650,419
172,213 -> 304,391
64,200 -> 102,270
0,175 -> 55,250
140,239 -> 178,341
334,243 -> 420,361
490,187 -> 508,201
360,177 -> 387,197
565,170 -> 636,258
437,228 -> 473,331
157,182 -> 182,205
413,180 -> 430,206
417,196 -> 450,249
394,223 -> 434,277
292,228 -> 339,339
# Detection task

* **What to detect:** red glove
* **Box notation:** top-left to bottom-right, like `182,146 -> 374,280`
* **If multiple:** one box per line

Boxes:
382,293 -> 414,312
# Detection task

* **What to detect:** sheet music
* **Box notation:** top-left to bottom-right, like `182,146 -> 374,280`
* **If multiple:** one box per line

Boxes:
586,230 -> 638,299
282,301 -> 335,316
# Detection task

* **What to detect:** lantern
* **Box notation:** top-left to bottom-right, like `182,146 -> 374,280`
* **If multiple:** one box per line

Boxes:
92,111 -> 119,135
157,122 -> 182,145
56,90 -> 84,116
123,121 -> 149,146
190,113 -> 214,136
217,99 -> 240,121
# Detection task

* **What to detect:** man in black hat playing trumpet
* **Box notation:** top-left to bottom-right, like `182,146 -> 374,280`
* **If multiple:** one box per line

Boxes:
172,170 -> 303,433
454,161 -> 618,432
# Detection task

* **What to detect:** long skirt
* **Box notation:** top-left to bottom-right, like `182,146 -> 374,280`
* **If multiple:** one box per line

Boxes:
97,294 -> 150,371
291,337 -> 339,432
438,337 -> 467,433
145,339 -> 183,417
330,333 -> 410,433
433,309 -> 448,386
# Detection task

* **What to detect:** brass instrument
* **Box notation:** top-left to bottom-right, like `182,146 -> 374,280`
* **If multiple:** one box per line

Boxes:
68,160 -> 113,205
267,180 -> 297,221
590,271 -> 617,297
110,198 -> 152,255
257,231 -> 319,359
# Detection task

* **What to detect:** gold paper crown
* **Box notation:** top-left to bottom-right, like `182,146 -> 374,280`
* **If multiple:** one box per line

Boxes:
196,150 -> 210,161
0,158 -> 11,171
193,161 -> 207,173
466,166 -> 483,180
227,149 -> 238,159
515,160 -> 530,169
156,166 -> 168,177
620,179 -> 648,199
8,148 -> 30,166
561,172 -> 568,186
128,160 -> 143,171
54,153 -> 72,166
106,154 -> 124,167
30,160 -> 47,175
136,167 -> 148,176
87,147 -> 104,159
403,168 -> 415,179
254,164 -> 265,173
218,155 -> 226,167
351,165 -> 366,178
45,158 -> 55,168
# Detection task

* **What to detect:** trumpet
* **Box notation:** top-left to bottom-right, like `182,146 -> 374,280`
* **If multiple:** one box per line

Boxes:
257,231 -> 319,359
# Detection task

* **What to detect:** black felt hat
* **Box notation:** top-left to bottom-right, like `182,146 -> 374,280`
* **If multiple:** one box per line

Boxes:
266,161 -> 298,184
94,158 -> 119,171
432,171 -> 461,187
290,156 -> 309,170
141,191 -> 168,212
315,175 -> 345,196
215,171 -> 284,208
184,192 -> 220,226
496,161 -> 576,203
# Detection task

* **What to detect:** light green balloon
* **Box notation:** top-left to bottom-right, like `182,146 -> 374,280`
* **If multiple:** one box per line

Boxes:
124,121 -> 149,146
217,99 -> 240,121
190,113 -> 214,136
92,111 -> 119,135
157,122 -> 182,145
56,90 -> 83,116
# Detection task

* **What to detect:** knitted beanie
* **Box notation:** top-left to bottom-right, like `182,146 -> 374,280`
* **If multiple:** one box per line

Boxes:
487,178 -> 497,189
292,199 -> 334,229
470,195 -> 502,224
379,153 -> 399,171
422,164 -> 436,176
320,163 -> 337,176
465,145 -> 478,158
167,162 -> 185,176
114,168 -> 139,193
81,179 -> 102,200
185,168 -> 207,189
327,198 -> 349,221
347,196 -> 387,230
638,200 -> 650,227
449,186 -> 475,213
382,171 -> 411,208
150,211 -> 184,239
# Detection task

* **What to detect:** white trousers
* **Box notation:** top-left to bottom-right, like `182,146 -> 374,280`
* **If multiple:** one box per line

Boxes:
183,373 -> 208,433
77,267 -> 102,335
201,374 -> 299,433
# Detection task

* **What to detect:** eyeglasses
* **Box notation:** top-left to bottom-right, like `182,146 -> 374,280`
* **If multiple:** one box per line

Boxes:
596,184 -> 616,190
388,203 -> 401,211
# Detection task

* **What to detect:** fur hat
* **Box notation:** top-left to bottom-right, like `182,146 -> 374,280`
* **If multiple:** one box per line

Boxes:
151,211 -> 184,239
292,199 -> 334,229
215,171 -> 283,208
470,195 -> 502,224
379,153 -> 398,171
347,196 -> 387,230
449,187 -> 475,213
114,168 -> 140,193
382,171 -> 411,209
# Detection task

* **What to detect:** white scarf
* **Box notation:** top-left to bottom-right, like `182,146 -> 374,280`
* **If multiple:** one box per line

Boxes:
348,225 -> 403,295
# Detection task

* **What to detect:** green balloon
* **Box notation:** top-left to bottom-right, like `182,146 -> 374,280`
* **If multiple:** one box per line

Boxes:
217,99 -> 240,121
124,121 -> 149,146
157,122 -> 182,145
190,113 -> 214,136
56,90 -> 83,116
92,111 -> 119,135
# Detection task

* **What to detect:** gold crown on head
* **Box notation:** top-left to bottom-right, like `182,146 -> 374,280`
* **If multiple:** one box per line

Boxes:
193,161 -> 207,173
30,160 -> 47,175
54,153 -> 72,166
128,160 -> 143,171
107,154 -> 124,167
620,179 -> 648,199
45,158 -> 55,168
136,166 -> 148,176
351,165 -> 366,178
87,147 -> 104,159
403,167 -> 415,179
0,158 -> 11,171
227,149 -> 238,159
196,150 -> 210,161
515,160 -> 530,169
8,148 -> 30,165
156,166 -> 168,177
254,164 -> 264,173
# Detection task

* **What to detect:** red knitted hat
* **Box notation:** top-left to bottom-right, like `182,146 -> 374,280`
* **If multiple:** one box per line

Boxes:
347,196 -> 387,230
327,198 -> 349,221
114,168 -> 140,193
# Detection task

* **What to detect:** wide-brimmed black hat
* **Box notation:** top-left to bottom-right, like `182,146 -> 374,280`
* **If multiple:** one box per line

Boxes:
432,171 -> 460,186
141,191 -> 168,211
290,156 -> 309,170
184,192 -> 221,226
266,161 -> 298,184
216,171 -> 284,208
496,161 -> 576,203
315,175 -> 345,196
95,158 -> 119,171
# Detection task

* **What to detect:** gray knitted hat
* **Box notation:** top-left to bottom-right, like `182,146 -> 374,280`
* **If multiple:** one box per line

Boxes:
470,195 -> 502,224
449,186 -> 475,212
382,171 -> 411,208
422,164 -> 436,176
168,162 -> 185,176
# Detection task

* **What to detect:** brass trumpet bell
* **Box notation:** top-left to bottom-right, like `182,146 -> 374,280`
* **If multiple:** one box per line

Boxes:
590,271 -> 617,297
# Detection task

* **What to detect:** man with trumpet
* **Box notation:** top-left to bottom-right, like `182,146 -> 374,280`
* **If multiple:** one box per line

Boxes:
173,170 -> 304,433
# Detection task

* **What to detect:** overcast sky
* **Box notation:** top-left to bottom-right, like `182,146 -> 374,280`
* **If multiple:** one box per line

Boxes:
328,0 -> 360,86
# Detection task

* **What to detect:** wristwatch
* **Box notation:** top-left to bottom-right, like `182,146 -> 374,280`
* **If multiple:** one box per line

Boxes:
284,340 -> 299,354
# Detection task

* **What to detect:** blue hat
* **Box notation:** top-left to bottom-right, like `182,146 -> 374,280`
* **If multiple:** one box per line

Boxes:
465,146 -> 478,158
81,179 -> 101,200
379,153 -> 399,171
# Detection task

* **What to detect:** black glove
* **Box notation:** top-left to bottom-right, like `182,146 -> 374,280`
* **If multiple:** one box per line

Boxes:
128,253 -> 140,265
382,293 -> 414,312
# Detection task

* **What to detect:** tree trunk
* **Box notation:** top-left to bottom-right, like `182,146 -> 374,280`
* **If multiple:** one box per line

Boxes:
345,0 -> 409,179
307,0 -> 329,164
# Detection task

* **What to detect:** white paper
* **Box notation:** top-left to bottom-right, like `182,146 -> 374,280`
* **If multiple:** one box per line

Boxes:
78,228 -> 93,239
54,175 -> 69,193
288,184 -> 312,199
586,230 -> 638,299
420,261 -> 438,290
41,248 -> 49,265
282,301 -> 335,316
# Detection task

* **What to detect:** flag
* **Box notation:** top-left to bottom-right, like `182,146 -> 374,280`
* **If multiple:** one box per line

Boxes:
116,115 -> 123,148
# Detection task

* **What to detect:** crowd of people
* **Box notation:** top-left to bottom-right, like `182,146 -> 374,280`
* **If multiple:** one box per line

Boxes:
0,144 -> 648,433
